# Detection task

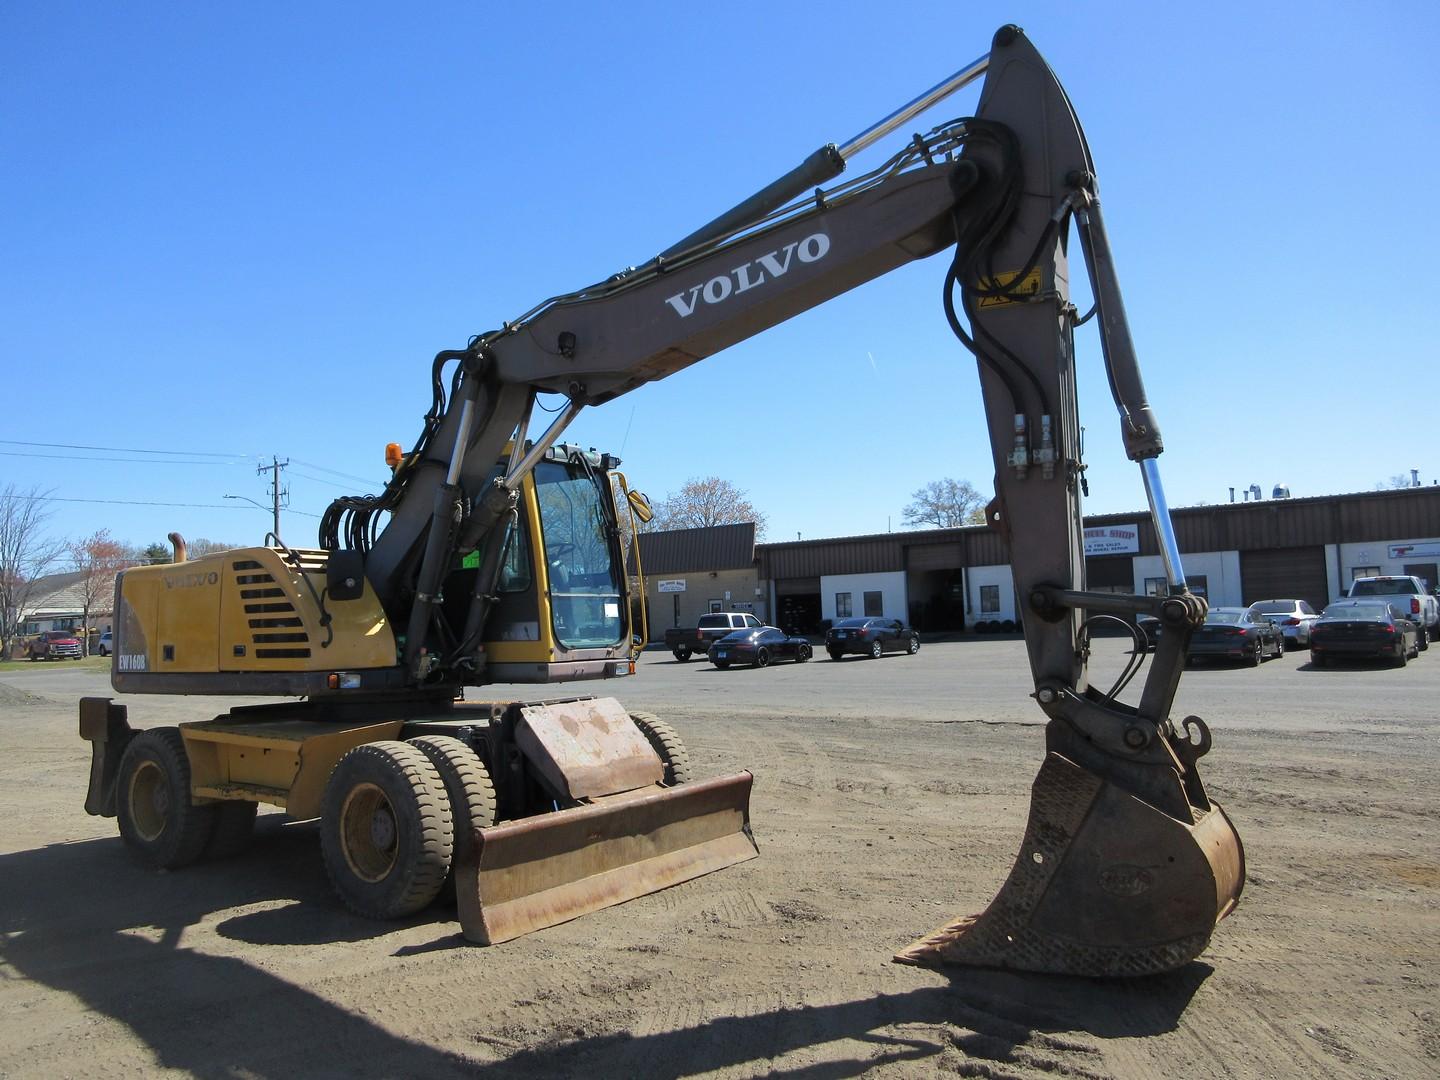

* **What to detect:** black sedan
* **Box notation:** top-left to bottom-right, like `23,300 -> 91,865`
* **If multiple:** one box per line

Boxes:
1187,607 -> 1284,665
825,617 -> 920,660
708,626 -> 812,669
1310,602 -> 1420,668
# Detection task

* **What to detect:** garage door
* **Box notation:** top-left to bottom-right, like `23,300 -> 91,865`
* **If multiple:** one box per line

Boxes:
1241,547 -> 1328,611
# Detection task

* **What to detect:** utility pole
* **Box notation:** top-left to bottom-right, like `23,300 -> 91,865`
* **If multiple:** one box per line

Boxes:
258,457 -> 289,540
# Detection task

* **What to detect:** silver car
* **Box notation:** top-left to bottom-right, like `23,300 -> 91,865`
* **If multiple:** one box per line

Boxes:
1247,599 -> 1320,649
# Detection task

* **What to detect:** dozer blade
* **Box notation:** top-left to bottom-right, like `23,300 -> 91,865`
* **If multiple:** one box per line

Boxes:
896,752 -> 1244,977
456,772 -> 758,945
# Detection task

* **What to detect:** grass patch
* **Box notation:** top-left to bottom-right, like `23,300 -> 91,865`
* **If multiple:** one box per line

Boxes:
0,655 -> 110,674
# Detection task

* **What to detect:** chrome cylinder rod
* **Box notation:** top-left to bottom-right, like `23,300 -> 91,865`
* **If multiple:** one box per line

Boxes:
503,397 -> 583,490
1140,457 -> 1188,591
838,53 -> 989,160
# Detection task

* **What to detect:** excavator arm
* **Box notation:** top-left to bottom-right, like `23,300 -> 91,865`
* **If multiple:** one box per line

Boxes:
325,25 -> 1243,975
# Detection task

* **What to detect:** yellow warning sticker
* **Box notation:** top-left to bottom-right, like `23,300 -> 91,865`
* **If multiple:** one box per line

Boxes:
976,267 -> 1043,308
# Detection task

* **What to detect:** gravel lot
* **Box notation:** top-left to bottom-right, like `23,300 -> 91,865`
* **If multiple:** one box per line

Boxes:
1,638 -> 1436,1078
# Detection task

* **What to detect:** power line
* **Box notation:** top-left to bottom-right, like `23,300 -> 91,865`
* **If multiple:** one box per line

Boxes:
0,438 -> 243,459
34,495 -> 321,517
288,468 -> 364,491
0,451 -> 238,465
289,457 -> 380,485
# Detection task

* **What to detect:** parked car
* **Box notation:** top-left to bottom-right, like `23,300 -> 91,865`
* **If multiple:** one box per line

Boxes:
824,617 -> 920,660
26,630 -> 83,661
1310,601 -> 1420,668
1187,607 -> 1283,665
1246,599 -> 1321,649
1136,614 -> 1162,651
708,626 -> 812,669
664,612 -> 763,661
96,632 -> 113,657
1344,575 -> 1439,646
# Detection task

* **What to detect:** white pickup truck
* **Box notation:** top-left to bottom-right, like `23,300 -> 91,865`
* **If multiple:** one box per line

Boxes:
1344,575 -> 1440,643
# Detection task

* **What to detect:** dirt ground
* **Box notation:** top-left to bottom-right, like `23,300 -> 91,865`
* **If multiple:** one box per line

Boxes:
1,639 -> 1435,1078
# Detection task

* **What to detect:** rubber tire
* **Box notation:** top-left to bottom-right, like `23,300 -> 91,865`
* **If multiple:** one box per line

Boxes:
1394,643 -> 1409,667
408,735 -> 497,900
796,643 -> 811,662
907,636 -> 920,655
319,741 -> 454,920
629,712 -> 693,785
673,648 -> 691,662
714,660 -> 730,670
116,727 -> 218,870
205,800 -> 259,860
827,648 -> 844,661
1250,639 -> 1263,666
1312,652 -> 1327,668
755,648 -> 771,668
1418,626 -> 1429,653
869,640 -> 883,659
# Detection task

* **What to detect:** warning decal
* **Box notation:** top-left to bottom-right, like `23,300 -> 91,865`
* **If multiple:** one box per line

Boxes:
976,267 -> 1043,308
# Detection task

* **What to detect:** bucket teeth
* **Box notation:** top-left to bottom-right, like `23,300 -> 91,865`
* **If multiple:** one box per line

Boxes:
895,753 -> 1244,977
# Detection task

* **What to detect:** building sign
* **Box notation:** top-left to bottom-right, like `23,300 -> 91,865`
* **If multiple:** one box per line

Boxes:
657,579 -> 686,593
1083,525 -> 1140,556
1389,542 -> 1440,559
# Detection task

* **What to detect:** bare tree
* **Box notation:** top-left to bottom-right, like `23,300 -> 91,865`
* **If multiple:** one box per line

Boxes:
650,477 -> 767,538
68,529 -> 130,656
188,538 -> 245,557
901,478 -> 988,528
0,485 -> 65,659
1380,473 -> 1420,490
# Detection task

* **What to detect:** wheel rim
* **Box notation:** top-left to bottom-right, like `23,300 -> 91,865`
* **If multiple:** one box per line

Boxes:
757,649 -> 770,667
871,642 -> 882,658
339,782 -> 399,883
127,760 -> 169,842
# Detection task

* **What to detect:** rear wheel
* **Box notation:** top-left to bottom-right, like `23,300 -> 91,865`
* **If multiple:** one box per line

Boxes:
116,728 -> 218,869
1311,652 -> 1327,668
796,643 -> 811,662
673,648 -> 691,662
408,735 -> 497,900
869,640 -> 883,659
1250,640 -> 1263,666
907,636 -> 920,655
713,660 -> 730,670
827,648 -> 843,661
320,741 -> 453,919
629,712 -> 693,785
1418,626 -> 1429,652
1394,642 -> 1409,667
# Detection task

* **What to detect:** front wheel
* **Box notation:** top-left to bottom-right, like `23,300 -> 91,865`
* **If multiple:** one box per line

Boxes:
116,728 -> 218,869
755,648 -> 771,668
630,712 -> 693,785
319,741 -> 454,920
868,640 -> 883,659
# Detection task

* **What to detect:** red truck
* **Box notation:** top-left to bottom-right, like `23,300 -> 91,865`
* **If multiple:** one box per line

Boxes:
27,630 -> 84,660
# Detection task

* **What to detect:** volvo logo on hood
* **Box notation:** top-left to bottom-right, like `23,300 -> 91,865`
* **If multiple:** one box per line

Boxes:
664,232 -> 831,318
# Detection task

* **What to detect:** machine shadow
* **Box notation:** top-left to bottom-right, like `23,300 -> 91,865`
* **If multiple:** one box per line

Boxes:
0,828 -> 485,1078
483,962 -> 1213,1078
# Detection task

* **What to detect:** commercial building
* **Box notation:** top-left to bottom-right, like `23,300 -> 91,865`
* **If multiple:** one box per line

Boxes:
754,486 -> 1440,633
637,522 -> 764,631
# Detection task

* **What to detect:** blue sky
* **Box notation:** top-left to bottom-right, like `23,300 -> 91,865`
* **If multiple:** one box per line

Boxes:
4,2 -> 1437,553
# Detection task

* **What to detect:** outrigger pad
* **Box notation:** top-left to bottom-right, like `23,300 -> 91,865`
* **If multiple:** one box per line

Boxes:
896,752 -> 1245,977
456,772 -> 758,944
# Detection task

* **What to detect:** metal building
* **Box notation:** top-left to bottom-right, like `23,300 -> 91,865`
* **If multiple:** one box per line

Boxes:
752,486 -> 1440,633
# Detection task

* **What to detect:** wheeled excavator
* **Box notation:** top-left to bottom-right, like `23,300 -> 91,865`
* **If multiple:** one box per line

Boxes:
80,25 -> 1243,976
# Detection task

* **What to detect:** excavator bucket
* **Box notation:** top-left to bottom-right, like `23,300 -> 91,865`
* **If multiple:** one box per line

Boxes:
896,752 -> 1245,977
455,772 -> 758,944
